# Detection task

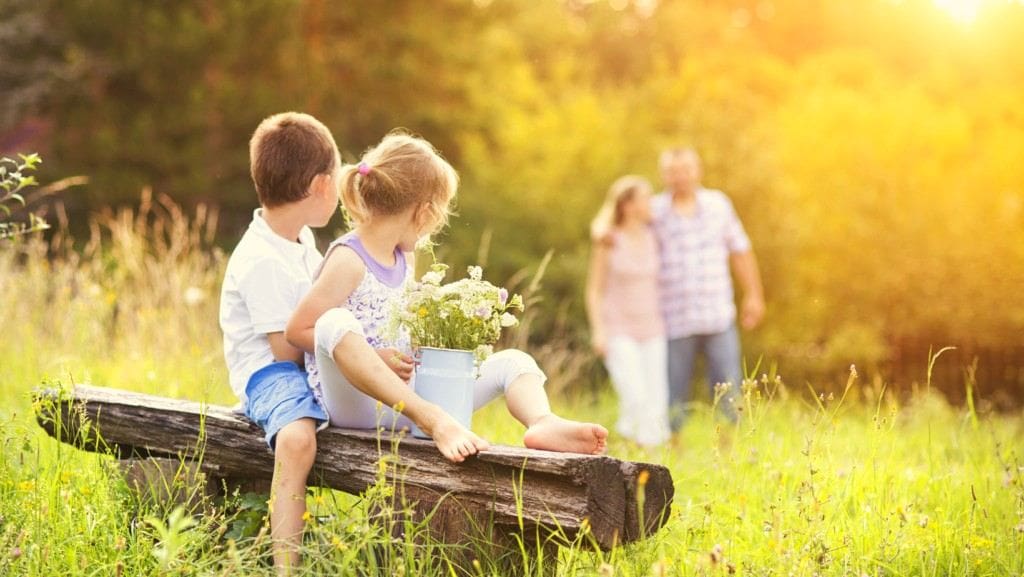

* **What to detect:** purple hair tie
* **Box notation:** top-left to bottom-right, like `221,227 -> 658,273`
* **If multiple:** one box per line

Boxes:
357,162 -> 370,176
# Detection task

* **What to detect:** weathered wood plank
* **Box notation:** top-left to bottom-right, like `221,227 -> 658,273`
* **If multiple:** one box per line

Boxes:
34,384 -> 674,549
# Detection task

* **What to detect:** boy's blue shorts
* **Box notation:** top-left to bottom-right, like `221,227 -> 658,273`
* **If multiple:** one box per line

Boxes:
245,361 -> 328,449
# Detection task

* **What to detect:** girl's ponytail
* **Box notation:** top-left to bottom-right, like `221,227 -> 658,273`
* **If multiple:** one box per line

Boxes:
338,130 -> 457,232
339,163 -> 366,227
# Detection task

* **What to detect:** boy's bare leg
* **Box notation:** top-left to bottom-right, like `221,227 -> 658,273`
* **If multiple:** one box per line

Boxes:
332,333 -> 490,462
506,374 -> 609,455
270,418 -> 317,574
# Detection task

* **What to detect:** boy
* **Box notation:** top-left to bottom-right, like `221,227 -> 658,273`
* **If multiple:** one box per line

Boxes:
219,112 -> 341,572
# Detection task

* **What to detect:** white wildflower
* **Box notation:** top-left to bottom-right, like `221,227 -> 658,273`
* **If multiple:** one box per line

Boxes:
397,262 -> 522,352
422,271 -> 444,285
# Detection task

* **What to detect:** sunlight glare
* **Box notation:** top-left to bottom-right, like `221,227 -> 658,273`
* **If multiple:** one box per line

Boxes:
932,0 -> 984,24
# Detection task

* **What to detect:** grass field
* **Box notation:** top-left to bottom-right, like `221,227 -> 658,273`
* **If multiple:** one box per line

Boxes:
1,204 -> 1021,576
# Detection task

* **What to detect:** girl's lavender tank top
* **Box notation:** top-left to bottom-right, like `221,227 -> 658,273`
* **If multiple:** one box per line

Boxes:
305,232 -> 412,407
311,232 -> 411,351
322,232 -> 406,287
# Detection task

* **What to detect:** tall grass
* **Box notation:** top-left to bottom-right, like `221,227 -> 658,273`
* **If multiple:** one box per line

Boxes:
1,199 -> 1022,575
0,190 -> 227,405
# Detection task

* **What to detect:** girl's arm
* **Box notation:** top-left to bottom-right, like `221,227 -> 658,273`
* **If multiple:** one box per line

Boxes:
287,248 -> 414,380
285,248 -> 365,353
584,239 -> 610,357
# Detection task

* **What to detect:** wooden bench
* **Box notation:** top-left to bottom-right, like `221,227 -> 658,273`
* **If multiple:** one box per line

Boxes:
34,385 -> 674,574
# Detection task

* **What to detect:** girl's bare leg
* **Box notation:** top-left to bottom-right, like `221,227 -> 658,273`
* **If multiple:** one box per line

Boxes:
505,374 -> 608,454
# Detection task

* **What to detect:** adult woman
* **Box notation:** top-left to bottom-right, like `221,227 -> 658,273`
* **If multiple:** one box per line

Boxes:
585,175 -> 670,447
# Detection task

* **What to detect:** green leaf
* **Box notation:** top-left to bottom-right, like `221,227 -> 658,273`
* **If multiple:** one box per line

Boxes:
19,153 -> 41,169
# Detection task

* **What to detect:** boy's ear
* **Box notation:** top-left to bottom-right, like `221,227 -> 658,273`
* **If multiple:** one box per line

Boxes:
310,173 -> 333,198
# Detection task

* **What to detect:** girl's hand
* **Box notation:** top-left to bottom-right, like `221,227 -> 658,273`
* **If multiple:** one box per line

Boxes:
376,347 -> 414,382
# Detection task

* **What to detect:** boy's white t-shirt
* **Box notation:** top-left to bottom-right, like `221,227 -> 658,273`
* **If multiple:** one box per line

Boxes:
219,209 -> 323,404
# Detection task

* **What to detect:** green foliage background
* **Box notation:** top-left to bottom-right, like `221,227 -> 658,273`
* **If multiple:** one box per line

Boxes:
3,0 -> 1024,397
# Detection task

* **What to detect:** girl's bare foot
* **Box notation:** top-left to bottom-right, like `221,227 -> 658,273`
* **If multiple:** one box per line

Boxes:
429,413 -> 490,463
523,414 -> 609,455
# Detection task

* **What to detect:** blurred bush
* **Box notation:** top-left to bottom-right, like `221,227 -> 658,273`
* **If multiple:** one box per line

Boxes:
2,0 -> 1022,401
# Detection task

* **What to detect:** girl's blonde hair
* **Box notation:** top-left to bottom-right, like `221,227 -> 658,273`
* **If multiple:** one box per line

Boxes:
590,175 -> 652,241
340,129 -> 459,234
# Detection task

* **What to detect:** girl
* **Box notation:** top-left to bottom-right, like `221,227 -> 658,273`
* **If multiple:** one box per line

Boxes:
585,175 -> 671,447
286,130 -> 607,462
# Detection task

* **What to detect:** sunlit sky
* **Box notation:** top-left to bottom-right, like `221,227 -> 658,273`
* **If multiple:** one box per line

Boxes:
934,0 -> 986,23
932,0 -> 1022,23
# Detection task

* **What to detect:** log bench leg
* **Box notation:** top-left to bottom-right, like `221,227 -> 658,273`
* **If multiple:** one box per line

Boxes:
117,457 -> 273,517
116,458 -> 556,576
407,498 -> 561,577
117,457 -> 217,511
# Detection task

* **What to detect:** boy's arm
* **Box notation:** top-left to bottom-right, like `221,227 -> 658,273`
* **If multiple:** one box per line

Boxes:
234,256 -> 309,363
286,248 -> 365,353
267,332 -> 303,364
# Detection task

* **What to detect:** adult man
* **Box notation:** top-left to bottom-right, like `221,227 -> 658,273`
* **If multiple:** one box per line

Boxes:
651,147 -> 765,430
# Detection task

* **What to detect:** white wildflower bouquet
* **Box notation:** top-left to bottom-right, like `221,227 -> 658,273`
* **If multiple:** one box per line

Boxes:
395,264 -> 524,358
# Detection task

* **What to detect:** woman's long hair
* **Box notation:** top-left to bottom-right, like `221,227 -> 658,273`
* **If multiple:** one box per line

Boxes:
590,175 -> 652,242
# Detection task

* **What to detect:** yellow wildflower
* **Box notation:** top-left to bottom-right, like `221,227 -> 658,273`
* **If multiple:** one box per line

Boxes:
968,535 -> 993,550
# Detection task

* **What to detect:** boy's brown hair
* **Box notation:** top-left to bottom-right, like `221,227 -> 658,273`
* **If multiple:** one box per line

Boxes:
249,112 -> 340,208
